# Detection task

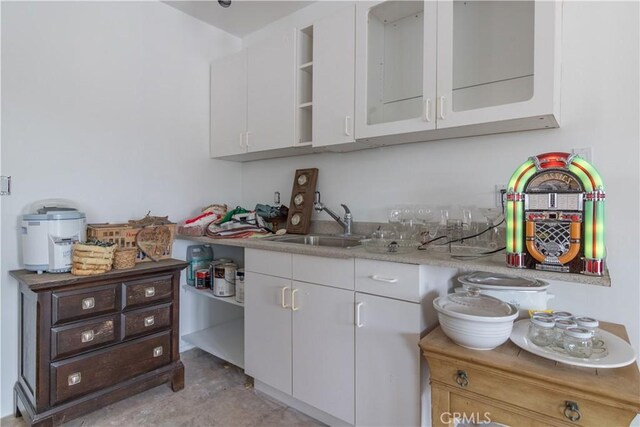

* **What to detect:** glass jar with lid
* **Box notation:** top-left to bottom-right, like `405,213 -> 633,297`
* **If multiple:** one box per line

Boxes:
552,311 -> 573,320
554,319 -> 577,347
563,327 -> 594,358
575,317 -> 603,347
528,316 -> 555,347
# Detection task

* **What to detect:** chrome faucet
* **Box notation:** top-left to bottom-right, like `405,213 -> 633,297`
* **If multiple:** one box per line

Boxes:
314,191 -> 353,236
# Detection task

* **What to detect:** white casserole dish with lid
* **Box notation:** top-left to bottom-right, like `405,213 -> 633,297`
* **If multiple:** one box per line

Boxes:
433,287 -> 519,350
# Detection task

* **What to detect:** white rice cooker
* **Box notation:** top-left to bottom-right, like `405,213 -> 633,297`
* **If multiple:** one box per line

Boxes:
22,203 -> 86,274
455,271 -> 553,317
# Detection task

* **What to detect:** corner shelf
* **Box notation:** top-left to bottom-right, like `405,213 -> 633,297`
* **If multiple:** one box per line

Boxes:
182,284 -> 244,308
182,318 -> 244,369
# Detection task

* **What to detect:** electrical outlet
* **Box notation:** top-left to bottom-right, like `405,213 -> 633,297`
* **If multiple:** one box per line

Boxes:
571,147 -> 592,163
495,184 -> 507,208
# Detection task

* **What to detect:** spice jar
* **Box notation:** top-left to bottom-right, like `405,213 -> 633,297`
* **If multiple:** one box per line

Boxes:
531,312 -> 554,320
575,317 -> 603,347
528,316 -> 556,347
552,311 -> 573,320
563,327 -> 594,358
554,319 -> 577,347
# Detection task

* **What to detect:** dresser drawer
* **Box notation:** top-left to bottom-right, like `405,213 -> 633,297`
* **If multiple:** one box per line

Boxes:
122,303 -> 172,339
51,315 -> 119,360
52,285 -> 119,325
428,358 -> 630,426
51,332 -> 171,405
121,275 -> 173,309
355,259 -> 420,302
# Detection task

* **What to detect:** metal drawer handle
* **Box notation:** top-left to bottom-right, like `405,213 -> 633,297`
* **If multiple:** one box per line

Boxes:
564,401 -> 581,422
145,287 -> 155,297
144,315 -> 155,327
81,330 -> 94,343
455,370 -> 469,388
68,372 -> 81,386
81,297 -> 95,310
153,346 -> 163,357
369,275 -> 398,284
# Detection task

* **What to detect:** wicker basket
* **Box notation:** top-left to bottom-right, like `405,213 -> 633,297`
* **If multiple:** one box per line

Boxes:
114,247 -> 137,270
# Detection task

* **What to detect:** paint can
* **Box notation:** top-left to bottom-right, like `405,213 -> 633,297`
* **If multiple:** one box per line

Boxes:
194,269 -> 210,289
213,262 -> 236,297
235,268 -> 245,303
208,259 -> 233,291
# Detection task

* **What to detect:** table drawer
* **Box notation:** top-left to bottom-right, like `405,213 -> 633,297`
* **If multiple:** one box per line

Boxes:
448,391 -> 541,427
355,259 -> 420,302
51,315 -> 119,361
51,332 -> 170,405
52,285 -> 119,325
122,275 -> 173,309
429,358 -> 630,426
122,303 -> 172,339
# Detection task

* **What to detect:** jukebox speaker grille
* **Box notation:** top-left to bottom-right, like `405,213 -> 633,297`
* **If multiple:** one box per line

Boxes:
534,222 -> 571,258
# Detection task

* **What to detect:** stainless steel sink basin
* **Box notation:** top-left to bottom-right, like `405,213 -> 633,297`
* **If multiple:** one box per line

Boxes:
267,234 -> 362,248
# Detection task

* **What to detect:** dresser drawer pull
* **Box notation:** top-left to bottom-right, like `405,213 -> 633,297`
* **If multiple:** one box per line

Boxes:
145,287 -> 156,297
81,297 -> 95,310
455,370 -> 469,388
68,372 -> 81,386
144,316 -> 155,327
153,346 -> 163,357
81,329 -> 95,343
369,275 -> 398,284
564,401 -> 581,422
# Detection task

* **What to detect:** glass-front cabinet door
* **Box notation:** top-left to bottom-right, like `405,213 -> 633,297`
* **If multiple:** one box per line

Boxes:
355,1 -> 438,140
436,0 -> 561,129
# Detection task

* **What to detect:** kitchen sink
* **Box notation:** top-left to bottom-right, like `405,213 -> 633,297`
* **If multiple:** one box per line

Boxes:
266,234 -> 363,248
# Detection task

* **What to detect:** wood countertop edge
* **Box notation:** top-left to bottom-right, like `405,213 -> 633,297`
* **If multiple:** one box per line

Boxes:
419,325 -> 640,410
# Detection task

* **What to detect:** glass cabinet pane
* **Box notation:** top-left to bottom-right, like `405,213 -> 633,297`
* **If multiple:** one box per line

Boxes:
452,1 -> 535,112
367,1 -> 424,125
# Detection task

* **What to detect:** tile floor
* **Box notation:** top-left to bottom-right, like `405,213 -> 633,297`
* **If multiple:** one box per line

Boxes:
2,349 -> 324,427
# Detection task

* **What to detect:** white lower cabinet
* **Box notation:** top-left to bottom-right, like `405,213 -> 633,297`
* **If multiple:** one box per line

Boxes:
355,292 -> 421,427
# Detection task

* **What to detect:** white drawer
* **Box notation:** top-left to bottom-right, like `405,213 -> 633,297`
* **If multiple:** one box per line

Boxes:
245,249 -> 291,278
292,254 -> 354,290
355,259 -> 420,302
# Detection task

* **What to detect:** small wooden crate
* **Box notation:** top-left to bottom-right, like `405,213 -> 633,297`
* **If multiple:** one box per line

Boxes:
87,223 -> 176,262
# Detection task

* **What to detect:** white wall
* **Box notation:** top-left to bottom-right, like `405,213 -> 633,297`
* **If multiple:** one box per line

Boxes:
242,0 -> 640,358
0,1 -> 242,417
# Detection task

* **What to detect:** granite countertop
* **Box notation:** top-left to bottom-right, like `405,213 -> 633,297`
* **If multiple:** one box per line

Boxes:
176,222 -> 611,287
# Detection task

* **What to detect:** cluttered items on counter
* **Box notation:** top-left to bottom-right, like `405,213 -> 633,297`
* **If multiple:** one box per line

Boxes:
178,204 -> 228,236
505,152 -> 606,276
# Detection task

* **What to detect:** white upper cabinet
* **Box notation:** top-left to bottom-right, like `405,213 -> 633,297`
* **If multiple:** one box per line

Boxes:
312,5 -> 357,148
210,51 -> 247,158
355,1 -> 438,140
248,29 -> 297,152
436,0 -> 560,129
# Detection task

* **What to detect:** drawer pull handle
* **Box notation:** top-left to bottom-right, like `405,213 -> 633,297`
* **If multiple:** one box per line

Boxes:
144,316 -> 155,327
455,370 -> 469,388
81,297 -> 95,310
68,372 -> 81,386
153,346 -> 163,357
81,330 -> 94,343
145,287 -> 156,297
369,275 -> 398,284
564,401 -> 581,422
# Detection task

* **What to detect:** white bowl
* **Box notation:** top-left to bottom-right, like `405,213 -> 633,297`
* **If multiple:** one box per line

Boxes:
433,291 -> 519,350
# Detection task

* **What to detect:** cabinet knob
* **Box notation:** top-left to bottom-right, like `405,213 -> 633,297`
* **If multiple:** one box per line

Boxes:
81,297 -> 95,310
153,346 -> 163,358
68,372 -> 81,386
564,401 -> 581,422
455,370 -> 469,388
145,287 -> 156,298
81,329 -> 95,343
144,315 -> 155,327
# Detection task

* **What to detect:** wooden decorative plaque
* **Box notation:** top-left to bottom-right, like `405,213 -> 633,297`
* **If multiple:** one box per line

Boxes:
286,168 -> 319,235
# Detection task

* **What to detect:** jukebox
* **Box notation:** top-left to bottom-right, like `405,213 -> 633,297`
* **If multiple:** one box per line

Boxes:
505,152 -> 606,276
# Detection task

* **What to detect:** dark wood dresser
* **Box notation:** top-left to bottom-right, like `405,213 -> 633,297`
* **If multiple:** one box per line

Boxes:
11,259 -> 188,427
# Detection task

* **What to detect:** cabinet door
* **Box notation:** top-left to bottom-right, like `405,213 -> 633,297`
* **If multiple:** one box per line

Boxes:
355,293 -> 421,427
244,272 -> 292,395
210,51 -> 247,158
292,281 -> 354,424
355,0 -> 437,140
247,29 -> 296,152
436,0 -> 560,128
313,5 -> 356,148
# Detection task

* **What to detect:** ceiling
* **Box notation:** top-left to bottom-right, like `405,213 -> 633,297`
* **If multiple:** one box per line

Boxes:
165,1 -> 314,38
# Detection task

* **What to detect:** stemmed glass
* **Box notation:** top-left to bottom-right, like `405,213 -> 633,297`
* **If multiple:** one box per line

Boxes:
479,208 -> 503,249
